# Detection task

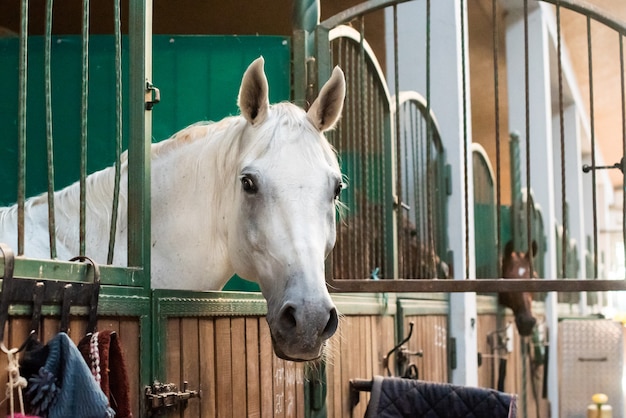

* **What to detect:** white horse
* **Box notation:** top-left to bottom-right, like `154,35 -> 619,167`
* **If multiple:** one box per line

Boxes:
0,57 -> 346,361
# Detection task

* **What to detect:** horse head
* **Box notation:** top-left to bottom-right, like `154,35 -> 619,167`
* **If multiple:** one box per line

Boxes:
499,240 -> 538,336
228,57 -> 345,361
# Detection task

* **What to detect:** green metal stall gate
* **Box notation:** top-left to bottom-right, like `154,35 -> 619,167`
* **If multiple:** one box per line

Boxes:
0,2 -> 293,412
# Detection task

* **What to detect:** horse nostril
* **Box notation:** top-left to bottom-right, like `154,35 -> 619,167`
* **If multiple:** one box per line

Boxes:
278,304 -> 298,330
322,307 -> 339,339
278,303 -> 338,340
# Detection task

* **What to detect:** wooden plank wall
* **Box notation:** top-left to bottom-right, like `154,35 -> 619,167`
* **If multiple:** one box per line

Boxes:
166,316 -> 306,418
0,315 -> 141,417
325,314 -> 395,418
402,315 -> 449,383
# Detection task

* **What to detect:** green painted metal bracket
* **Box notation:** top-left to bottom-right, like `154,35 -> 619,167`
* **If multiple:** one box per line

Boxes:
0,257 -> 144,287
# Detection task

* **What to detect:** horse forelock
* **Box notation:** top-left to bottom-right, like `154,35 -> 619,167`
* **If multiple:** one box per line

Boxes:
240,103 -> 340,171
147,104 -> 339,177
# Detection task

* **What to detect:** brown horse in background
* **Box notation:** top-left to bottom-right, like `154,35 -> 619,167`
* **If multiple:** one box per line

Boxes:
499,240 -> 538,336
332,209 -> 449,280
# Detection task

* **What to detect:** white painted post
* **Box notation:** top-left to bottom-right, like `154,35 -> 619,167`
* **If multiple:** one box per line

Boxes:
554,105 -> 589,312
385,0 -> 477,385
505,5 -> 559,417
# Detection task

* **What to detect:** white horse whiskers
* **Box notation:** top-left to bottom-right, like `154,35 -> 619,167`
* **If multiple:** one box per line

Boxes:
0,57 -> 346,361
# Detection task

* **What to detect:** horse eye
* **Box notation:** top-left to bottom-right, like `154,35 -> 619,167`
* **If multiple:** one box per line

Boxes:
334,182 -> 344,200
241,176 -> 258,194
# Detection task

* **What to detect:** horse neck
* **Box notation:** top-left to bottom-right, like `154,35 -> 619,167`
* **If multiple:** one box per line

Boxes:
148,118 -> 247,289
0,164 -> 124,261
151,119 -> 245,215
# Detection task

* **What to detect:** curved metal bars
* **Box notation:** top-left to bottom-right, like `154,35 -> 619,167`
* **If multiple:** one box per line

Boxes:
392,91 -> 445,153
539,0 -> 626,35
330,25 -> 393,105
320,0 -> 414,30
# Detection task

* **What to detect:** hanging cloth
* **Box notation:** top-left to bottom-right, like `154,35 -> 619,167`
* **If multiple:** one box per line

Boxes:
21,333 -> 113,418
78,331 -> 132,418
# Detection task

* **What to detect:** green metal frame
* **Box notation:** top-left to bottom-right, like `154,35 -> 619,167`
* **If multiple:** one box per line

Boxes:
0,1 -> 154,413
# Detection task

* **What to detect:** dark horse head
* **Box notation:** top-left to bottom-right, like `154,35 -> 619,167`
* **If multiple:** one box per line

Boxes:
499,240 -> 538,336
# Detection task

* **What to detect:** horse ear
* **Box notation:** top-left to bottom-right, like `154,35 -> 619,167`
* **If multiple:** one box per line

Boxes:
238,57 -> 269,125
307,66 -> 346,132
503,240 -> 514,257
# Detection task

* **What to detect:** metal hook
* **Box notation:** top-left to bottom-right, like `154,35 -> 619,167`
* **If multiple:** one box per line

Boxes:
383,322 -> 423,377
582,156 -> 624,174
0,243 -> 14,282
69,256 -> 101,335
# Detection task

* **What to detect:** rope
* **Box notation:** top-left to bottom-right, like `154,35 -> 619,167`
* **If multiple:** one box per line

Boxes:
2,345 -> 28,418
89,332 -> 102,384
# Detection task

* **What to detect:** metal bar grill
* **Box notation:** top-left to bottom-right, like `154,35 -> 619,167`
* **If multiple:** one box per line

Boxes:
330,26 -> 394,280
522,0 -> 534,277
587,14 -> 598,278
17,0 -> 28,256
556,0 -> 567,279
622,34 -> 626,279
44,0 -> 56,259
79,0 -> 90,257
491,0 -> 502,277
4,1 -> 151,285
108,0 -> 123,265
395,93 -> 447,279
316,0 -> 625,294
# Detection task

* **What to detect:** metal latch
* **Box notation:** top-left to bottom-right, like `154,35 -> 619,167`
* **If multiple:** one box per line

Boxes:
145,80 -> 161,110
145,381 -> 198,416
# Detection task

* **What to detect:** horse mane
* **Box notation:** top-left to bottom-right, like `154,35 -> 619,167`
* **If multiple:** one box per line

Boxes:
1,101 -> 338,220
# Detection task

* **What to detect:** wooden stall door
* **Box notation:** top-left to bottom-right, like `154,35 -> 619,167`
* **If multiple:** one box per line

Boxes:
0,312 -> 147,417
152,290 -> 308,418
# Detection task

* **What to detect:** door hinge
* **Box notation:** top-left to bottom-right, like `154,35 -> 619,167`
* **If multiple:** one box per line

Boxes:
448,337 -> 457,370
445,163 -> 452,195
145,381 -> 199,416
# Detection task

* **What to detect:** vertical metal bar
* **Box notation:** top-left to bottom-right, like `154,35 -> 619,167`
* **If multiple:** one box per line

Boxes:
491,0 -> 502,275
128,0 -> 152,275
17,0 -> 29,256
414,102 -> 424,275
425,0 -> 435,277
348,39 -> 357,278
293,0 -> 319,106
416,104 -> 422,278
509,134 -> 521,247
401,102 -> 409,277
129,0 -> 153,396
79,0 -> 90,257
108,0 -> 123,264
460,0 -> 469,279
393,4 -> 403,276
523,0 -> 534,276
587,15 -> 598,278
314,26 -> 331,90
45,0 -> 57,259
556,1 -> 567,278
359,18 -> 368,277
620,34 -> 626,280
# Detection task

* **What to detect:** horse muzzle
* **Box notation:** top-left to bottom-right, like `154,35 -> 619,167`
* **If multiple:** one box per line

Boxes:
515,314 -> 537,337
267,300 -> 339,362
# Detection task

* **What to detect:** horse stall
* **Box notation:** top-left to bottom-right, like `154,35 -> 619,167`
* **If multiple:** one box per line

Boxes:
0,1 -> 626,418
473,140 -> 550,416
